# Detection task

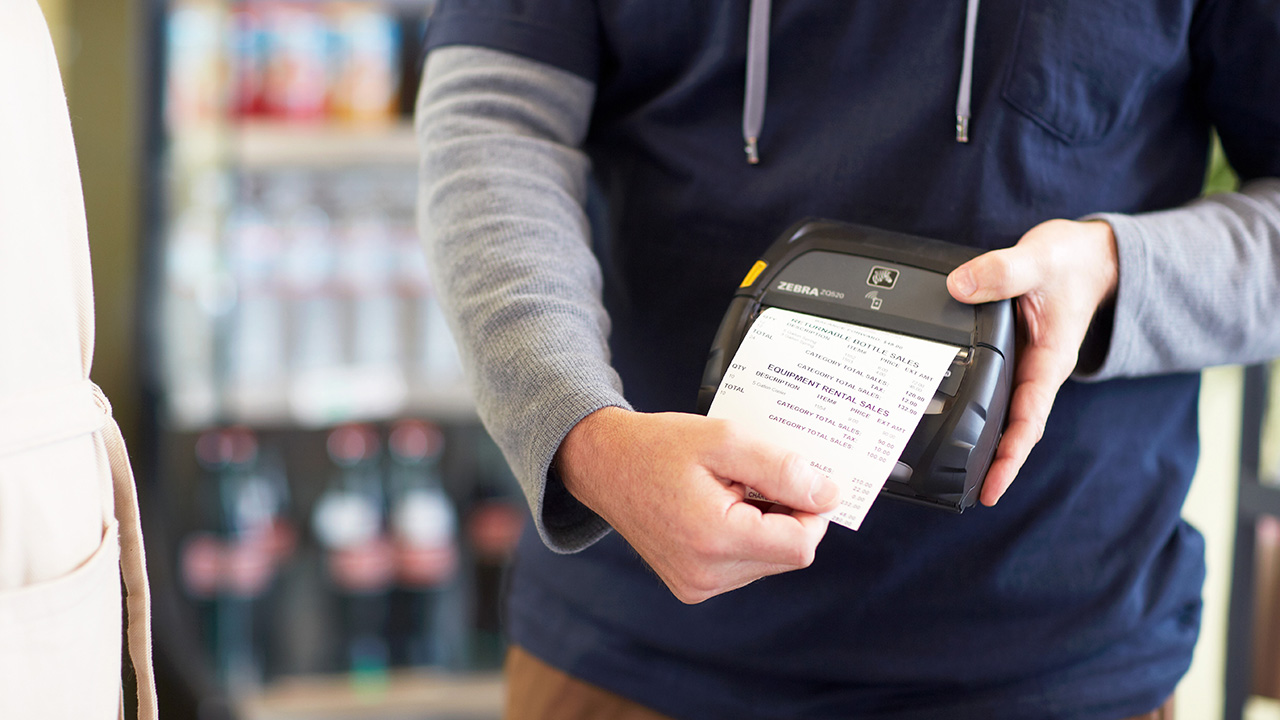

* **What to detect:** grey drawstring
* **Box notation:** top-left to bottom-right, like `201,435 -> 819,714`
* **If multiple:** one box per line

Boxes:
956,0 -> 981,142
742,0 -> 981,164
743,0 -> 771,164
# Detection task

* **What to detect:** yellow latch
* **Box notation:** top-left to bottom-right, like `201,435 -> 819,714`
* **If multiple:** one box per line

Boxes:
739,260 -> 768,288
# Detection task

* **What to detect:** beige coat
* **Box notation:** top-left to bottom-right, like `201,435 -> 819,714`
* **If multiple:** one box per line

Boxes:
0,2 -> 157,717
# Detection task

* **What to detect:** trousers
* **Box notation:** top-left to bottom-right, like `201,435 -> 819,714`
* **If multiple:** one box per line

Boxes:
503,646 -> 1175,720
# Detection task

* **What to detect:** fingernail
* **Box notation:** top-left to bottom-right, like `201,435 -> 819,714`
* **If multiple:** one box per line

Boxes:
810,474 -> 839,507
950,267 -> 977,298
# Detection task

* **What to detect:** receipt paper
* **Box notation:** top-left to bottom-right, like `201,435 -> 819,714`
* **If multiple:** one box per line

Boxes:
707,307 -> 960,530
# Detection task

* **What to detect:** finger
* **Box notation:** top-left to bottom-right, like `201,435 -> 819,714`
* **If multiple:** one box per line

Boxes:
980,394 -> 1053,506
948,243 -> 1045,305
666,508 -> 829,603
705,422 -> 841,514
980,417 -> 1041,505
980,349 -> 1066,505
724,502 -> 829,568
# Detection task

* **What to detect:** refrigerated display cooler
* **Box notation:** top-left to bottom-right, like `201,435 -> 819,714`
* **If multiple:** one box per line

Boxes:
141,2 -> 522,716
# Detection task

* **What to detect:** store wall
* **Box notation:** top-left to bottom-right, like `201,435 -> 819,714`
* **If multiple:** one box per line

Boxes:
35,0 -> 70,83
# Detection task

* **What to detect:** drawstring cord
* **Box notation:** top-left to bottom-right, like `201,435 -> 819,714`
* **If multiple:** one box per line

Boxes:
743,0 -> 771,164
742,0 -> 982,164
956,0 -> 981,142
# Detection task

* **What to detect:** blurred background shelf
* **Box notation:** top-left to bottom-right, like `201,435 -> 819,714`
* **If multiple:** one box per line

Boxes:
230,120 -> 419,169
167,379 -> 478,432
239,671 -> 502,720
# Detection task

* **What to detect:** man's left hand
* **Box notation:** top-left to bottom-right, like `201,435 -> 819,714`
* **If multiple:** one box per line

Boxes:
946,219 -> 1118,506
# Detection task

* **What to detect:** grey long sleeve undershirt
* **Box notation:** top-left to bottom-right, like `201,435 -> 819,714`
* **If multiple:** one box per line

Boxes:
1082,182 -> 1280,380
416,45 -> 1280,553
415,46 -> 623,552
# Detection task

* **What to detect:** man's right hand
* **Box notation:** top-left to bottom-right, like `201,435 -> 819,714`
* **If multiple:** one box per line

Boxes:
555,407 -> 840,604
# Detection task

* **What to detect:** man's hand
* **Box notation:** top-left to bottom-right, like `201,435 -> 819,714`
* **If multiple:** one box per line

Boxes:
555,407 -> 840,604
947,219 -> 1118,506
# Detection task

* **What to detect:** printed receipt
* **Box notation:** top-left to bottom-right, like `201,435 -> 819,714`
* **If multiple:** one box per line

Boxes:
708,307 -> 959,530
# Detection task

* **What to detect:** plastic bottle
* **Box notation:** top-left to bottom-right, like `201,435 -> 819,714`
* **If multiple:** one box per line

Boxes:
223,176 -> 287,421
183,427 -> 283,691
279,173 -> 344,425
331,170 -> 407,419
328,3 -> 400,125
464,433 -> 527,669
311,424 -> 394,684
386,419 -> 459,667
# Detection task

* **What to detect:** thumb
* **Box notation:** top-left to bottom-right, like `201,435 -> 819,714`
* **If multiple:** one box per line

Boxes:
707,426 -> 840,514
948,243 -> 1043,305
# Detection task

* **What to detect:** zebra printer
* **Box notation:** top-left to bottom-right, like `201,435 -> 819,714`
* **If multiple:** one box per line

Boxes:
698,220 -> 1015,512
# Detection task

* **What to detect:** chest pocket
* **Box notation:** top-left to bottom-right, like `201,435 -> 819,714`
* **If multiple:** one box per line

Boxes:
1001,0 -> 1192,145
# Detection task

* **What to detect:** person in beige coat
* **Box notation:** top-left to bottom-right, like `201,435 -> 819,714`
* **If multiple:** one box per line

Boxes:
0,2 -> 157,718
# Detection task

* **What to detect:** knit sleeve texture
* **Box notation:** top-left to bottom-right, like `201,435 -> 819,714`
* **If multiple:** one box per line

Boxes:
1077,178 -> 1280,381
415,45 -> 628,553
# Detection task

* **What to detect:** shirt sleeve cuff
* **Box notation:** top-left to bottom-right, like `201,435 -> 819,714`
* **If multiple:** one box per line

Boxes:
1072,212 -> 1151,382
521,383 -> 631,554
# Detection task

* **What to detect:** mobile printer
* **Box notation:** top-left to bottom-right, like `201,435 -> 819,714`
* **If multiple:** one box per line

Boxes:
698,220 -> 1015,512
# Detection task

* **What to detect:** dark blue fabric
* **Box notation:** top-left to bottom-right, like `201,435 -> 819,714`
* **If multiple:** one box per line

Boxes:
426,2 -> 1280,718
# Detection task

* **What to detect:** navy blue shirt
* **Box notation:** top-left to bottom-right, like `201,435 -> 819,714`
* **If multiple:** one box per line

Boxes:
427,2 -> 1280,718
